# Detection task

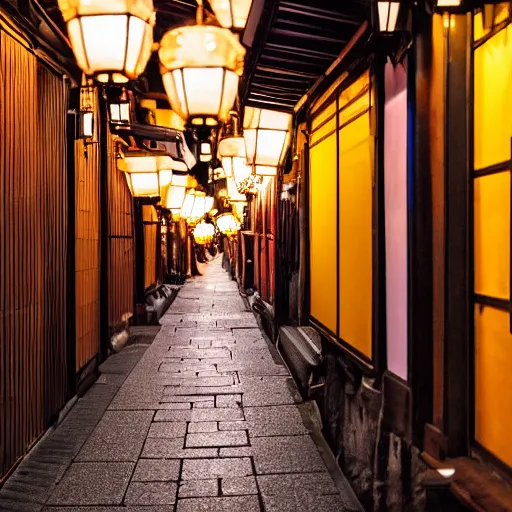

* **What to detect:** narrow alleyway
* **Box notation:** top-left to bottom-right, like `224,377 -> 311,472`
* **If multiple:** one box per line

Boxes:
0,257 -> 362,512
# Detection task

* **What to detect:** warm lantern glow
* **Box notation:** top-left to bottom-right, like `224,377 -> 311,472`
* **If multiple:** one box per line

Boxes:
254,165 -> 277,177
200,141 -> 212,162
377,1 -> 400,32
436,0 -> 461,6
58,0 -> 155,83
209,0 -> 254,30
193,222 -> 215,244
164,172 -> 191,211
226,176 -> 246,202
181,190 -> 196,218
110,92 -> 131,124
81,110 -> 94,139
216,213 -> 240,236
159,25 -> 245,125
118,151 -> 186,197
243,107 -> 292,173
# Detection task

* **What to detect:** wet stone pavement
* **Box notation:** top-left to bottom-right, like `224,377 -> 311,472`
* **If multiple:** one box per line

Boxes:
0,257 -> 362,512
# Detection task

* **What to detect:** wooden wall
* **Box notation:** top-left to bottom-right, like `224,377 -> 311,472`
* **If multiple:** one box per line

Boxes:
107,132 -> 134,328
0,28 -> 69,479
75,90 -> 100,371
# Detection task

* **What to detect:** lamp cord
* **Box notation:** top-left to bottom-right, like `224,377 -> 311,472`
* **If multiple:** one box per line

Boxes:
196,0 -> 203,25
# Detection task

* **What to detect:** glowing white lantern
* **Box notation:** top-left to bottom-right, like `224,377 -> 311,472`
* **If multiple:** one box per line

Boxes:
377,1 -> 400,32
193,221 -> 215,244
243,107 -> 292,174
118,151 -> 183,197
209,0 -> 254,30
58,0 -> 155,83
159,25 -> 246,126
216,213 -> 240,235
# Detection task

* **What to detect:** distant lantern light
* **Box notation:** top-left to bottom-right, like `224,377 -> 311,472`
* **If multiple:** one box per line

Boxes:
118,150 -> 185,197
193,221 -> 215,244
209,0 -> 254,30
81,110 -> 94,139
377,1 -> 400,32
57,0 -> 155,83
436,0 -> 461,6
110,90 -> 131,124
218,135 -> 251,184
226,176 -> 246,202
243,107 -> 292,173
159,25 -> 246,126
200,141 -> 212,162
79,85 -> 95,140
216,213 -> 240,236
164,172 -> 190,211
181,189 -> 196,218
254,165 -> 277,177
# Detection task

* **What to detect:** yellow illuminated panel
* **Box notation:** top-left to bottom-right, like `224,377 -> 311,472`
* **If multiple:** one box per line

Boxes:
474,173 -> 510,300
474,25 -> 512,170
338,112 -> 373,358
339,71 -> 370,110
311,101 -> 336,131
310,115 -> 336,147
474,305 -> 512,468
309,133 -> 337,334
474,4 -> 510,42
339,93 -> 369,127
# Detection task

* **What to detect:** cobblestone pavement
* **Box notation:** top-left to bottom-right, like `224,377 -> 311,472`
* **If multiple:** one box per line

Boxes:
1,257 -> 362,512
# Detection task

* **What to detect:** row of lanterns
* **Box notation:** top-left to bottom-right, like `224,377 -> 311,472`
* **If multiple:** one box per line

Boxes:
58,0 -> 253,127
193,213 -> 240,245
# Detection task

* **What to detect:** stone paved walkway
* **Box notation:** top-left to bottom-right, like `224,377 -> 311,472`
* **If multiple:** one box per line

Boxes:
1,256 -> 362,512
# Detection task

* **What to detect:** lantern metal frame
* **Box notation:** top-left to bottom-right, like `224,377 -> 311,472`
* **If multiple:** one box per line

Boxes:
58,0 -> 155,83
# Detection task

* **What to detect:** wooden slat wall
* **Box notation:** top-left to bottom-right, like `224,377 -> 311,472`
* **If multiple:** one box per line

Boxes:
0,30 -> 68,479
143,205 -> 157,289
75,90 -> 100,371
107,133 -> 134,327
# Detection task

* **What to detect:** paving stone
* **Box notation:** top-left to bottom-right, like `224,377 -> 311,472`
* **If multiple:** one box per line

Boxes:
75,411 -> 153,462
181,458 -> 252,480
193,400 -> 215,408
252,436 -> 326,474
132,459 -> 180,482
176,496 -> 260,512
218,421 -> 248,431
43,508 -> 175,512
46,462 -> 134,505
188,422 -> 218,433
176,376 -> 234,387
168,348 -> 231,359
159,363 -> 216,374
190,408 -> 244,422
124,482 -> 177,505
219,447 -> 253,458
148,422 -> 187,438
163,385 -> 243,396
142,439 -> 218,459
257,473 -> 347,512
221,476 -> 258,496
154,410 -> 193,422
242,376 -> 299,406
186,431 -> 248,448
154,402 -> 191,409
244,405 -> 308,437
160,395 -> 215,403
215,394 -> 242,408
178,480 -> 218,498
